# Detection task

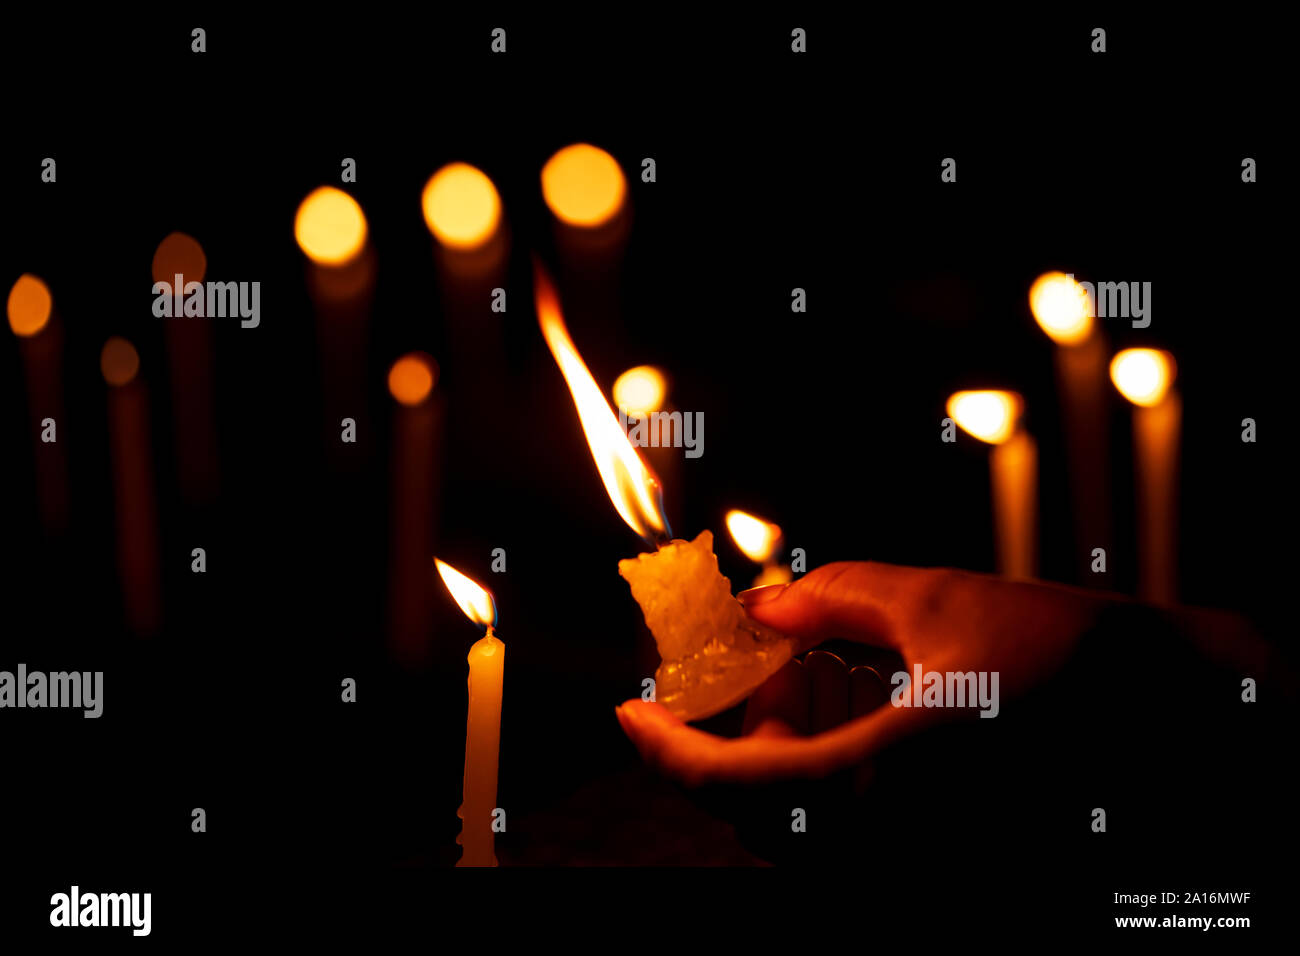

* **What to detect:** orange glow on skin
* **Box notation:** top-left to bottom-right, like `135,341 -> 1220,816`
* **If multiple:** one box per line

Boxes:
612,366 -> 667,418
534,266 -> 668,543
541,144 -> 627,228
422,163 -> 502,250
1110,348 -> 1176,406
388,354 -> 437,406
294,187 -> 368,266
947,390 -> 1023,444
101,337 -> 140,387
7,274 -> 53,337
1029,271 -> 1093,346
726,510 -> 784,563
435,558 -> 498,629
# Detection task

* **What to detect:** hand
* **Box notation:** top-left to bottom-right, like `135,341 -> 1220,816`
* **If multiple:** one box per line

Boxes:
615,561 -> 1108,786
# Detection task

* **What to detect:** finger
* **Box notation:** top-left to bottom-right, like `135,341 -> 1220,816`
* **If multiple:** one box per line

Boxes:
739,561 -> 932,650
804,649 -> 849,733
741,658 -> 810,736
618,694 -> 942,786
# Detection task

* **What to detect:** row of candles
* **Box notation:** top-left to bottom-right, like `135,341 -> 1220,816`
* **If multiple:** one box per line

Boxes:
6,141 -> 1183,864
949,271 -> 1181,604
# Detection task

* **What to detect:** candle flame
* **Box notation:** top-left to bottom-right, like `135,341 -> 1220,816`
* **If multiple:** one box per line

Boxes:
7,274 -> 53,338
1029,271 -> 1093,345
435,558 -> 498,630
294,186 -> 368,266
1110,348 -> 1175,407
947,390 -> 1023,444
534,266 -> 669,544
612,365 -> 667,418
725,509 -> 783,563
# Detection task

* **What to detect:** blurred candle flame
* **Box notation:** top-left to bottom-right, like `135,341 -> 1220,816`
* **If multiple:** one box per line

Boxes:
541,143 -> 626,228
534,266 -> 669,544
422,162 -> 502,250
726,509 -> 783,563
612,365 -> 667,418
435,558 -> 498,630
7,274 -> 53,338
294,186 -> 368,266
1029,271 -> 1093,346
1110,348 -> 1175,406
947,390 -> 1023,444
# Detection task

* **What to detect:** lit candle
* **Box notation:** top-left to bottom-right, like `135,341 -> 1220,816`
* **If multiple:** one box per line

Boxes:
1110,348 -> 1180,604
435,558 -> 504,868
536,268 -> 795,721
541,144 -> 630,344
152,232 -> 219,504
101,337 -> 162,636
1030,271 -> 1111,582
725,509 -> 792,587
947,390 -> 1038,580
422,162 -> 508,461
387,354 -> 441,665
7,274 -> 69,532
294,186 -> 374,463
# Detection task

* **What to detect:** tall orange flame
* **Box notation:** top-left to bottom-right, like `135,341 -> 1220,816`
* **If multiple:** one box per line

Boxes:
435,558 -> 498,630
534,266 -> 669,544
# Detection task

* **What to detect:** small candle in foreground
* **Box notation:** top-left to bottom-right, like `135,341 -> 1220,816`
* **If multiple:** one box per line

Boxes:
948,390 -> 1038,580
1110,348 -> 1180,604
435,558 -> 504,868
725,509 -> 792,587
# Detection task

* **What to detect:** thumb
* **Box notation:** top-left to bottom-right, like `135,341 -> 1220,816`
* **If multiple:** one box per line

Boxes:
740,561 -> 926,651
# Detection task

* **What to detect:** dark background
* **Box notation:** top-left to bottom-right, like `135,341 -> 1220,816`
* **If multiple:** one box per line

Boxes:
0,9 -> 1291,940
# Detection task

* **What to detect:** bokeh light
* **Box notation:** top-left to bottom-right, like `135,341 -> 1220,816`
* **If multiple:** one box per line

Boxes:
612,366 -> 667,418
7,274 -> 53,337
947,390 -> 1022,444
541,144 -> 626,227
388,353 -> 437,406
421,163 -> 502,250
1029,271 -> 1093,345
1110,348 -> 1175,406
294,187 -> 368,266
101,337 -> 140,386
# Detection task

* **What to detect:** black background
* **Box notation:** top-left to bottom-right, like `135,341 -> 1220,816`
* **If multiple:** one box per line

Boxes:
0,9 -> 1292,942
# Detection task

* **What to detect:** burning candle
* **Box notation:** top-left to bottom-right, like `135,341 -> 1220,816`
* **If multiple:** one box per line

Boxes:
1110,348 -> 1180,604
7,274 -> 69,532
435,558 -> 504,868
294,186 -> 374,464
101,337 -> 162,636
725,509 -> 792,587
422,162 -> 509,461
947,390 -> 1038,580
536,267 -> 795,721
387,353 -> 441,665
152,232 -> 218,504
1030,271 -> 1111,583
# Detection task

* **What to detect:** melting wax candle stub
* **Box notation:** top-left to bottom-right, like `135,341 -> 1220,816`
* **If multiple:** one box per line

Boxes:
619,530 -> 796,722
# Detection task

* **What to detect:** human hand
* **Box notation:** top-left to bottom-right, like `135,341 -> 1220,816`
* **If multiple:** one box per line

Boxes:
615,561 -> 1108,786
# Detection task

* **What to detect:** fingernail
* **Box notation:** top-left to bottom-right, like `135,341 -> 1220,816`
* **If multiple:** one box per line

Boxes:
738,583 -> 788,607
